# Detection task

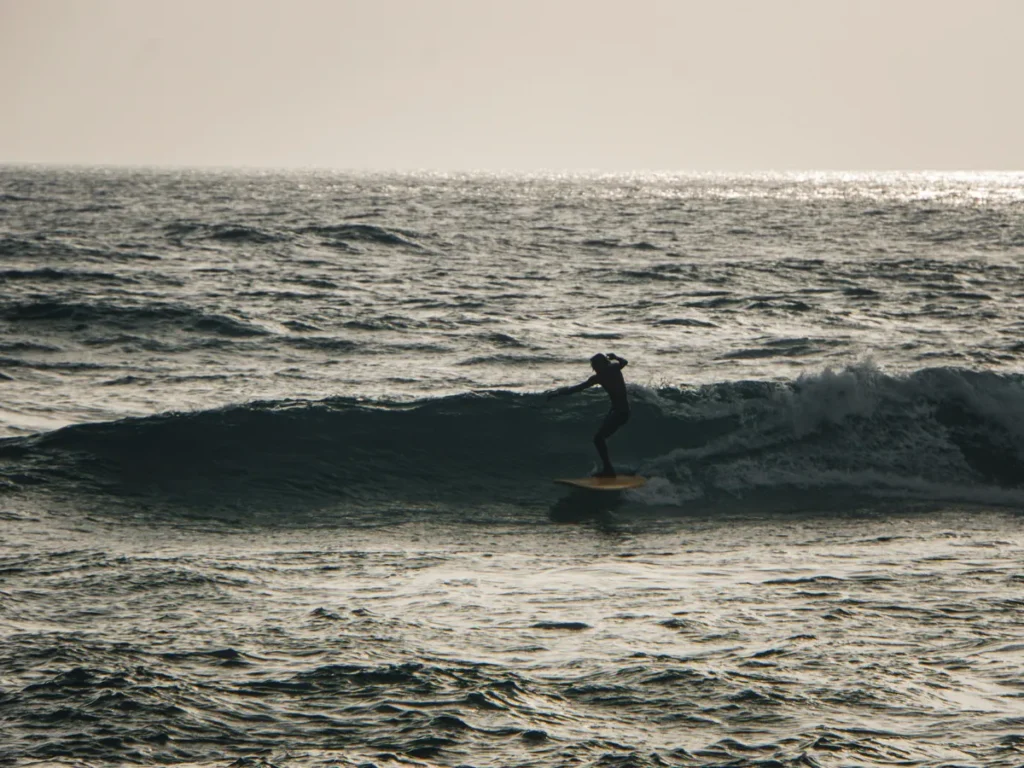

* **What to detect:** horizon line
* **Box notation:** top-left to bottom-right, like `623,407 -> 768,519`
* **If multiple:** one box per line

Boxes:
3,161 -> 1023,177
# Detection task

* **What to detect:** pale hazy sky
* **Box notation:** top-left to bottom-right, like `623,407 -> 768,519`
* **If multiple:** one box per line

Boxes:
2,0 -> 1021,171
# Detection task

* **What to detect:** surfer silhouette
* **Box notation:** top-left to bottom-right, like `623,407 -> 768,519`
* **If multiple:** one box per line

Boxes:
547,353 -> 630,477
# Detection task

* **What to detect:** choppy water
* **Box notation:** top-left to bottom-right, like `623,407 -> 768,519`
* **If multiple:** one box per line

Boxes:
1,167 -> 1024,767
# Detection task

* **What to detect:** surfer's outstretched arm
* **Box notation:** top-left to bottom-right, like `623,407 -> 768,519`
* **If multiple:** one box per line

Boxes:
547,376 -> 598,399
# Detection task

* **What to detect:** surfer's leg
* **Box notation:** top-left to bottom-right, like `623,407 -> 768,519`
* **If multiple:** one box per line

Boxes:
593,410 -> 628,476
593,433 -> 614,477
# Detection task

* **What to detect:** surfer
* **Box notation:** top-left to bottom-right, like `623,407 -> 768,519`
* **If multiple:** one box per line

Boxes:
547,353 -> 630,477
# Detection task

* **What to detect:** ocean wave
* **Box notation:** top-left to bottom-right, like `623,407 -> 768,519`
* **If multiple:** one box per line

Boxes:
2,365 -> 1023,516
0,235 -> 36,256
654,318 -> 719,328
581,238 -> 660,251
0,340 -> 63,353
456,352 -> 561,366
717,337 -> 844,360
282,335 -> 360,352
1,645 -> 560,765
0,300 -> 270,337
303,223 -> 426,250
0,235 -> 159,265
0,268 -> 136,284
164,220 -> 289,244
479,332 -> 528,348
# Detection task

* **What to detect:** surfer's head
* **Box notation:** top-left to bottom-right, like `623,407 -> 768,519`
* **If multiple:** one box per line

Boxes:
590,353 -> 609,371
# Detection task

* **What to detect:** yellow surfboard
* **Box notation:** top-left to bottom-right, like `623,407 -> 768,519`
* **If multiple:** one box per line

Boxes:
554,476 -> 647,491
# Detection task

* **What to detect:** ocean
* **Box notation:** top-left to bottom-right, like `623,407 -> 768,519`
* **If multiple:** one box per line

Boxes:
1,167 -> 1023,767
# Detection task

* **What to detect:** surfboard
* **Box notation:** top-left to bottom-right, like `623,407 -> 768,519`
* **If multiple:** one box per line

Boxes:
554,475 -> 647,491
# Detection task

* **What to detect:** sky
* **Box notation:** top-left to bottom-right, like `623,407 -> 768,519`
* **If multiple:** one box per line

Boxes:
2,0 -> 1022,171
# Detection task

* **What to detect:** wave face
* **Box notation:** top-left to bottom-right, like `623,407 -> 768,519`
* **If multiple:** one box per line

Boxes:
4,365 -> 1023,517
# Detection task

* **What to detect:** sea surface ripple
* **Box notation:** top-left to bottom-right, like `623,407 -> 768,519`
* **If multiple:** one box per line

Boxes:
1,168 -> 1023,767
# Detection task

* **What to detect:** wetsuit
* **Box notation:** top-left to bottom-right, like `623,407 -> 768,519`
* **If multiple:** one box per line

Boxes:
548,354 -> 630,476
590,356 -> 629,475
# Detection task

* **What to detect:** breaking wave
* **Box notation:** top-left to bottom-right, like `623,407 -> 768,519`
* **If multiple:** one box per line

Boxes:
2,365 -> 1023,516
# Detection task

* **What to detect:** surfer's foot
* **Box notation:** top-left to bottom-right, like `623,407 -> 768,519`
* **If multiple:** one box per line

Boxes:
594,468 -> 616,478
